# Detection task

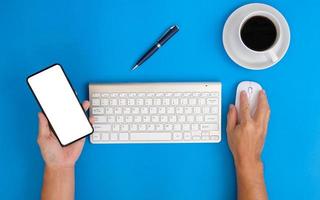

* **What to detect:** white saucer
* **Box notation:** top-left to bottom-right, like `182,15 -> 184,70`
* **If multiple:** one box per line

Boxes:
223,3 -> 290,70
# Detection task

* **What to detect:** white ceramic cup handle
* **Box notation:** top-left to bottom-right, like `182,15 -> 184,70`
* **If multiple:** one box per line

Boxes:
268,50 -> 278,62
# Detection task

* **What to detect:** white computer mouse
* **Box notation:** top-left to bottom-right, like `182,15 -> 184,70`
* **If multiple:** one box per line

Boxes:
235,81 -> 262,119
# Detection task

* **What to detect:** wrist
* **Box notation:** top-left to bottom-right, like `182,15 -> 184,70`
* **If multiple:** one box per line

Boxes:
45,165 -> 75,173
235,159 -> 264,176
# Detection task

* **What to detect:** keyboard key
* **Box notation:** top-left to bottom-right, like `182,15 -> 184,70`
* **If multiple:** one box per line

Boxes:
145,99 -> 153,105
174,124 -> 181,131
189,98 -> 197,105
110,133 -> 118,140
172,98 -> 179,105
155,124 -> 164,131
210,135 -> 220,141
92,107 -> 104,115
125,116 -> 133,123
123,108 -> 131,114
194,107 -> 201,114
154,99 -> 161,105
94,116 -> 107,123
173,132 -> 183,140
137,99 -> 144,106
191,124 -> 199,131
119,133 -> 129,140
184,132 -> 192,140
178,115 -> 186,122
184,107 -> 193,114
165,124 -> 173,131
130,133 -> 171,141
163,99 -> 170,105
119,99 -> 126,106
132,107 -> 140,114
196,115 -> 203,122
167,107 -> 174,114
202,136 -> 210,140
160,116 -> 168,123
158,107 -> 166,114
183,124 -> 191,131
128,99 -> 135,106
130,124 -> 138,131
176,107 -> 183,114
112,124 -> 120,131
115,107 -> 122,114
93,124 -> 110,132
150,107 -> 157,114
169,115 -> 177,123
120,124 -> 129,131
101,99 -> 109,106
101,133 -> 109,141
134,116 -> 142,123
192,131 -> 201,136
107,116 -> 115,123
92,93 -> 100,98
110,99 -> 117,106
207,98 -> 218,105
147,124 -> 155,131
116,116 -> 124,123
151,116 -> 160,123
143,116 -> 151,123
200,124 -> 216,131
199,98 -> 206,105
92,133 -> 100,141
141,107 -> 148,114
105,108 -> 113,114
211,106 -> 218,114
101,93 -> 110,97
181,98 -> 188,105
139,124 -> 146,131
187,115 -> 194,122
205,115 -> 218,122
91,99 -> 100,106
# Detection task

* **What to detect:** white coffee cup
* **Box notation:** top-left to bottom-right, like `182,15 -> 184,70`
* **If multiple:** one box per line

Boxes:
238,11 -> 281,63
223,3 -> 290,70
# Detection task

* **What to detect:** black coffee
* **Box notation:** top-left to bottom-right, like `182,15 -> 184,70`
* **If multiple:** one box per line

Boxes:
240,16 -> 277,51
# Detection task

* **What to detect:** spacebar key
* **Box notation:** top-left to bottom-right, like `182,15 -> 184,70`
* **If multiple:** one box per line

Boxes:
130,133 -> 172,141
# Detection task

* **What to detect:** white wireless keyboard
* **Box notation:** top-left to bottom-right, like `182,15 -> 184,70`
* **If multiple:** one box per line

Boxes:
89,83 -> 221,144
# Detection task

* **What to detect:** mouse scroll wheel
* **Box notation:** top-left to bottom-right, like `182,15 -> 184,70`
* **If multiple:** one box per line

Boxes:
248,87 -> 253,95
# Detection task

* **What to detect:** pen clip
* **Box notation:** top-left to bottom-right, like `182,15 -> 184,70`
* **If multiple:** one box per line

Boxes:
157,25 -> 179,43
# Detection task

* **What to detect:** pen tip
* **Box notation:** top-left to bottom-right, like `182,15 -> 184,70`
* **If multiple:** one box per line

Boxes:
132,65 -> 139,71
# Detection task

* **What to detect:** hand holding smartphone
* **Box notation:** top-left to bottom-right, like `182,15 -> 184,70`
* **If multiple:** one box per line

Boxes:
27,64 -> 93,146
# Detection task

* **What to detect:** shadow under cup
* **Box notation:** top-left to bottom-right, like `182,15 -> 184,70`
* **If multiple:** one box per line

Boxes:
240,15 -> 278,52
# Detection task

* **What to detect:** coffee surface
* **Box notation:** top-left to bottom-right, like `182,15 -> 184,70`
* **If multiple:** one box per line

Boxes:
240,16 -> 277,51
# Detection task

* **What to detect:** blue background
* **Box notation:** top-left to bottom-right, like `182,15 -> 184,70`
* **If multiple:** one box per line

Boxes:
0,0 -> 319,199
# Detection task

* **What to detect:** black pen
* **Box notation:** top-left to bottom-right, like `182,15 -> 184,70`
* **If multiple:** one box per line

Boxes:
132,25 -> 179,71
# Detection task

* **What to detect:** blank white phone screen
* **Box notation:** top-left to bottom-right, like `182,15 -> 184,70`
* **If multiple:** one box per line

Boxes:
28,64 -> 93,146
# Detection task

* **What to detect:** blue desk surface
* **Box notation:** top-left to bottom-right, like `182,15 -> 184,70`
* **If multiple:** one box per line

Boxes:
1,0 -> 320,199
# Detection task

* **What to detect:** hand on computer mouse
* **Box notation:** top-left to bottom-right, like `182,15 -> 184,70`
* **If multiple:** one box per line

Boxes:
37,100 -> 94,169
227,90 -> 270,167
227,90 -> 270,200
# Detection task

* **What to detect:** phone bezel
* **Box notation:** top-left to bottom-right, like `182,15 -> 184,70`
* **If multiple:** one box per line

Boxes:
26,63 -> 93,147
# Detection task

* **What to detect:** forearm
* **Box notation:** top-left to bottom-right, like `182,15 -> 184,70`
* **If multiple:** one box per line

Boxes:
235,161 -> 268,200
41,166 -> 75,200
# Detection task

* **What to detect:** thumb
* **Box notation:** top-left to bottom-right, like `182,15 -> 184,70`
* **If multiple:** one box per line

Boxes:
226,104 -> 237,134
38,112 -> 50,137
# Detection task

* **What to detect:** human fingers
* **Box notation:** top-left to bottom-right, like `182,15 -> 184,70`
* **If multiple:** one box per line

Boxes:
82,100 -> 90,111
254,90 -> 270,126
239,91 -> 250,122
38,112 -> 50,138
227,104 -> 237,133
89,116 -> 95,124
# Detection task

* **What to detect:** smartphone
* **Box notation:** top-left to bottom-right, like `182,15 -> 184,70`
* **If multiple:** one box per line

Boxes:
27,64 -> 93,146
